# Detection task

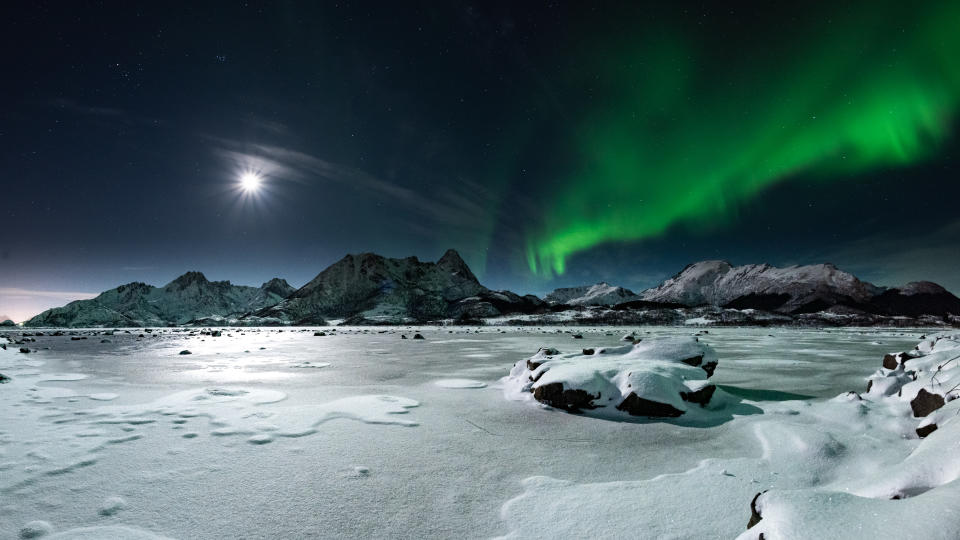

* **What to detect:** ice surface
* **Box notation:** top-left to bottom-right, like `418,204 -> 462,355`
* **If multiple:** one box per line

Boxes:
0,326 -> 950,538
434,379 -> 487,388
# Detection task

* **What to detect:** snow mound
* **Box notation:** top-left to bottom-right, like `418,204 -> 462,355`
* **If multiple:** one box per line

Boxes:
502,337 -> 723,418
742,333 -> 960,539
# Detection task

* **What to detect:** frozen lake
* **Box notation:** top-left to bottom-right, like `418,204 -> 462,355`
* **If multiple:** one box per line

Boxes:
0,326 -> 937,539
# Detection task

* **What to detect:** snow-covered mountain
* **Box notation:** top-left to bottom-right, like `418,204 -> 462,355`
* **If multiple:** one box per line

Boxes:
19,255 -> 960,327
250,249 -> 545,324
24,272 -> 295,327
639,260 -> 960,316
544,282 -> 641,306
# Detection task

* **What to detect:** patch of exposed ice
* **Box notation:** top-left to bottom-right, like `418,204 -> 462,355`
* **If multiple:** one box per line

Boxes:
46,525 -> 173,539
434,379 -> 487,389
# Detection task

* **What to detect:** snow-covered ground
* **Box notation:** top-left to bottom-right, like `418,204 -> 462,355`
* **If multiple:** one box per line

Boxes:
0,326 -> 952,539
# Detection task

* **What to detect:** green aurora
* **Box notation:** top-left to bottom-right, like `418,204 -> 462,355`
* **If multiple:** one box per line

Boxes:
525,2 -> 960,277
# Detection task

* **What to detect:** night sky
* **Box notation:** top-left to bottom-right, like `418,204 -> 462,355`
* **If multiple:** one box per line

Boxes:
3,1 -> 959,322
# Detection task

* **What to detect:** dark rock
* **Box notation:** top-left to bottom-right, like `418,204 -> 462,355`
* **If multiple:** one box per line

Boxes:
582,348 -> 595,355
19,347 -> 30,354
916,423 -> 938,438
533,382 -> 599,413
179,350 -> 192,355
616,392 -> 684,417
401,335 -> 408,339
572,334 -> 583,339
910,388 -> 945,417
702,361 -> 718,378
314,331 -> 326,336
413,333 -> 425,340
747,491 -> 767,529
882,354 -> 898,370
0,373 -> 10,383
680,354 -> 704,367
680,384 -> 716,407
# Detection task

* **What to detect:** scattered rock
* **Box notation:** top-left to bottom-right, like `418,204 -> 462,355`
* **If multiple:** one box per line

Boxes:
19,520 -> 53,539
0,373 -> 10,383
533,382 -> 599,413
19,347 -> 30,354
680,384 -> 716,407
616,392 -> 684,417
747,491 -> 766,529
572,333 -> 583,339
98,496 -> 127,516
314,331 -> 326,336
413,333 -> 425,340
916,423 -> 938,438
910,388 -> 945,418
582,348 -> 595,355
179,350 -> 192,355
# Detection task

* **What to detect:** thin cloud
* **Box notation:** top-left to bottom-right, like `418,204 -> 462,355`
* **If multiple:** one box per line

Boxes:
0,287 -> 99,300
211,138 -> 498,231
820,219 -> 960,294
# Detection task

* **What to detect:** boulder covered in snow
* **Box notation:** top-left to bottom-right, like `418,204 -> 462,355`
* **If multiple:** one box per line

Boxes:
503,337 -> 722,418
866,334 -> 960,435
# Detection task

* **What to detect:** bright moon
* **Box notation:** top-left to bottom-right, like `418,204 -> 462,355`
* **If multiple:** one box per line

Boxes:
239,172 -> 262,192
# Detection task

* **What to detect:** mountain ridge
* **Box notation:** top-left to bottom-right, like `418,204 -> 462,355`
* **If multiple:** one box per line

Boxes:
20,253 -> 960,327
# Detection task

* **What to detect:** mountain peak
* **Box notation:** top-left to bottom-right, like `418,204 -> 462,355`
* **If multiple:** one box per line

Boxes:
436,249 -> 479,283
260,278 -> 295,297
166,271 -> 210,289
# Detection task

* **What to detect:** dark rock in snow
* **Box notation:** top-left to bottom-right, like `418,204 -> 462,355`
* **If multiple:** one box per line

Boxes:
179,350 -> 191,355
747,491 -> 766,529
916,423 -> 938,438
910,388 -> 945,418
882,354 -> 899,370
413,333 -> 425,340
617,392 -> 684,417
680,384 -> 716,407
533,382 -> 599,413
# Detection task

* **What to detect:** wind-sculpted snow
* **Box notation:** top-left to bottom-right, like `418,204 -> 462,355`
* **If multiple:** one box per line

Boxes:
739,332 -> 960,539
4,326 -> 959,538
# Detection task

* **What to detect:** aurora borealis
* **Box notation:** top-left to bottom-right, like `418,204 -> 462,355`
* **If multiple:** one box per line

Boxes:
4,1 -> 960,321
525,1 -> 960,276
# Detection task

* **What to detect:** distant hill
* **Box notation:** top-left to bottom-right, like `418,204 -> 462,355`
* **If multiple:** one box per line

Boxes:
24,273 -> 294,327
247,249 -> 545,324
544,283 -> 641,306
638,260 -> 960,317
19,254 -> 960,327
